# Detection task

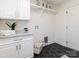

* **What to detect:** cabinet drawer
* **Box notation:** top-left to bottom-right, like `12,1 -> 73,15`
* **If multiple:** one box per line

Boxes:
0,42 -> 17,49
0,36 -> 33,46
0,39 -> 16,46
13,36 -> 33,42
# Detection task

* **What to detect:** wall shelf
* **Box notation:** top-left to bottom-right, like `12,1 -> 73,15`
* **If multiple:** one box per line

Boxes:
31,4 -> 56,14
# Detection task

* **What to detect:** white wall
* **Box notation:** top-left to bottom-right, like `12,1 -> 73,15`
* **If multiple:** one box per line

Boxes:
27,9 -> 56,44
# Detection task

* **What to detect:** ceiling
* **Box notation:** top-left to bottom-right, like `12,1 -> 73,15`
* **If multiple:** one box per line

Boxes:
44,0 -> 66,5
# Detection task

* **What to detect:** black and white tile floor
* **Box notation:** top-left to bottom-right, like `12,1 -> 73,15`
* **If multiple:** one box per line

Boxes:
34,43 -> 79,58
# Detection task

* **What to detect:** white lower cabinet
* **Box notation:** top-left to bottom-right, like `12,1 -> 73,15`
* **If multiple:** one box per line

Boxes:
0,36 -> 33,58
18,38 -> 33,58
0,43 -> 19,58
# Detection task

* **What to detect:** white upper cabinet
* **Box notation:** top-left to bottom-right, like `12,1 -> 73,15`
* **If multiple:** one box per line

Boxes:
0,0 -> 16,19
0,0 -> 30,20
16,0 -> 30,20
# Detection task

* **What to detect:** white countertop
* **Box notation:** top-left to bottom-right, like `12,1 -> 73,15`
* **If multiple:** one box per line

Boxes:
0,32 -> 33,39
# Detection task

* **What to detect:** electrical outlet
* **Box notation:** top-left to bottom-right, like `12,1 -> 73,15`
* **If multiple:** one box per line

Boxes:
35,25 -> 39,30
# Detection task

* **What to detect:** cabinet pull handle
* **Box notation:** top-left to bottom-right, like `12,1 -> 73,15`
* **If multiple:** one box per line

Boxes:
66,26 -> 68,29
14,39 -> 22,41
19,44 -> 21,50
16,45 -> 18,50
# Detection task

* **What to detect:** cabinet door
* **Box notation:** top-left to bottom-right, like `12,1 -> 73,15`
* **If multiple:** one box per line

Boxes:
66,6 -> 79,51
0,43 -> 19,58
0,0 -> 16,19
16,0 -> 30,20
55,10 -> 67,46
19,38 -> 33,58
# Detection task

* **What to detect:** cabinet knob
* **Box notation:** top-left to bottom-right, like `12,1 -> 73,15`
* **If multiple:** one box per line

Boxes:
66,41 -> 68,44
